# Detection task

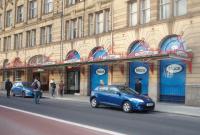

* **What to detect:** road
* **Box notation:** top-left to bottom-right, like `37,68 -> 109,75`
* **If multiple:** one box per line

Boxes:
0,96 -> 200,135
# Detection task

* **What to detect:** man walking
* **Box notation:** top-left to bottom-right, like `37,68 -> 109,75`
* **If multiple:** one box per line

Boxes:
50,79 -> 56,97
135,78 -> 142,94
32,78 -> 41,104
5,79 -> 12,98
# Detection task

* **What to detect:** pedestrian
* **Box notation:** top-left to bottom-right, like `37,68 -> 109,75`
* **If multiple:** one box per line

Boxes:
50,79 -> 56,97
5,79 -> 12,98
31,78 -> 41,104
135,78 -> 142,94
59,80 -> 64,96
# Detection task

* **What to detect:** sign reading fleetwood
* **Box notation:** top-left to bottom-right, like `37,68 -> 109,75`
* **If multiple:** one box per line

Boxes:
166,64 -> 183,74
135,66 -> 147,74
96,68 -> 106,75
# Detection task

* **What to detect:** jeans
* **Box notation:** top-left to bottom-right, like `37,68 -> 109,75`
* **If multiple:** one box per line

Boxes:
34,91 -> 41,104
51,88 -> 55,97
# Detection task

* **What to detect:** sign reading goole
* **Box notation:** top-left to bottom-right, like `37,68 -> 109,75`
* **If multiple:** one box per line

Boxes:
166,64 -> 183,74
96,68 -> 106,75
135,66 -> 147,74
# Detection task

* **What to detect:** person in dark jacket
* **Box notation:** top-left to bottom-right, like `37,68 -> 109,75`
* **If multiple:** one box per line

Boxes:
135,78 -> 142,94
5,79 -> 13,98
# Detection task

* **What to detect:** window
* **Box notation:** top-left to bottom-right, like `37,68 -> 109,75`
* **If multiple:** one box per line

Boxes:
14,33 -> 23,50
3,36 -> 11,52
160,0 -> 170,20
0,0 -> 2,8
129,1 -> 137,26
27,29 -> 36,47
40,25 -> 52,44
88,14 -> 94,36
44,0 -> 53,14
96,12 -> 104,34
0,14 -> 2,30
140,0 -> 150,24
67,0 -> 82,6
71,19 -> 77,39
16,5 -> 24,23
78,17 -> 83,38
174,0 -> 187,16
105,9 -> 111,32
29,0 -> 37,19
66,17 -> 83,40
6,10 -> 12,27
15,71 -> 22,81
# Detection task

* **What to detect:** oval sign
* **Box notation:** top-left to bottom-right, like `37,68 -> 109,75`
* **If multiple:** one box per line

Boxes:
96,68 -> 105,75
135,66 -> 147,74
166,64 -> 183,74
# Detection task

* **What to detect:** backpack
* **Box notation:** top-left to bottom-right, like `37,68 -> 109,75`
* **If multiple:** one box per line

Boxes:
52,83 -> 56,89
33,81 -> 39,89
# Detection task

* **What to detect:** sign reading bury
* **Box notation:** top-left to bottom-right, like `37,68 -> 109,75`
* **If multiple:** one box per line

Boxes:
135,66 -> 147,74
96,68 -> 106,75
166,64 -> 183,74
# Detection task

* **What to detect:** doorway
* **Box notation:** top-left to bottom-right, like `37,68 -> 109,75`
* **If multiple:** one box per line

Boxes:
66,70 -> 80,94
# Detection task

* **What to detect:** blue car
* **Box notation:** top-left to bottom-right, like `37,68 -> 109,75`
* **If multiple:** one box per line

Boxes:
11,82 -> 35,97
90,85 -> 155,113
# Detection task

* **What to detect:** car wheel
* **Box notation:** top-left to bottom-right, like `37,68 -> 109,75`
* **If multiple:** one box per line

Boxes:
90,98 -> 99,108
12,93 -> 15,96
122,101 -> 132,113
22,91 -> 26,98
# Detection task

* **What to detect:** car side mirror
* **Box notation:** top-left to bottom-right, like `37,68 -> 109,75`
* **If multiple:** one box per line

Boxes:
116,92 -> 121,96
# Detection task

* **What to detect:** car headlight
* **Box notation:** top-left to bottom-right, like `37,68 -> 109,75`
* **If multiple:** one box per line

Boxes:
130,98 -> 144,103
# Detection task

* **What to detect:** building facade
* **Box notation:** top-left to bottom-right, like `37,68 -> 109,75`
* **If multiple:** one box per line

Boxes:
0,0 -> 200,106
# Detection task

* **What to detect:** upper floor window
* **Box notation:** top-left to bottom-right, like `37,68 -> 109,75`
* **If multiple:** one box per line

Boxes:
29,0 -> 37,19
6,10 -> 12,27
44,0 -> 53,14
140,0 -> 150,24
40,25 -> 52,44
96,11 -> 104,34
160,0 -> 170,20
67,0 -> 82,6
16,5 -> 24,23
27,29 -> 36,47
3,36 -> 11,52
88,14 -> 94,36
65,17 -> 83,40
14,33 -> 23,50
0,14 -> 2,29
174,0 -> 187,16
95,9 -> 111,34
129,1 -> 137,26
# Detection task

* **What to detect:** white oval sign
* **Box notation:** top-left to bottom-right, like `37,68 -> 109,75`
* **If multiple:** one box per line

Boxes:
135,66 -> 147,74
166,64 -> 182,74
96,68 -> 105,75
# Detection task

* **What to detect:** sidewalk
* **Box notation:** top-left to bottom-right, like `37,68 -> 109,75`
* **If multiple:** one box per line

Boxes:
44,92 -> 200,117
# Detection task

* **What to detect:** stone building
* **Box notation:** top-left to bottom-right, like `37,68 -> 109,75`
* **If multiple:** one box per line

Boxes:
0,0 -> 200,106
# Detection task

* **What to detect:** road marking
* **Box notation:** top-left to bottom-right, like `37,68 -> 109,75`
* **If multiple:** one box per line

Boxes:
0,105 -> 126,135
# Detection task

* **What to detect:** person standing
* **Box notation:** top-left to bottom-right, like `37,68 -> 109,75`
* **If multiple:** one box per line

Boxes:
59,80 -> 64,96
32,78 -> 41,104
135,78 -> 142,94
50,79 -> 56,97
5,79 -> 12,98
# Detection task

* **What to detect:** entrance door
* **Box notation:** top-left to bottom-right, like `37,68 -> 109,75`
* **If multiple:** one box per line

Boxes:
129,62 -> 149,95
67,71 -> 80,94
160,60 -> 186,103
90,65 -> 108,92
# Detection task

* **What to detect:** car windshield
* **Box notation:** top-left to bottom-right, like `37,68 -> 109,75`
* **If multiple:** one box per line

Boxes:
22,82 -> 32,88
116,86 -> 139,95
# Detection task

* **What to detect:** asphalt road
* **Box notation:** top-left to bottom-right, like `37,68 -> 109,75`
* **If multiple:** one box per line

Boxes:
0,96 -> 200,135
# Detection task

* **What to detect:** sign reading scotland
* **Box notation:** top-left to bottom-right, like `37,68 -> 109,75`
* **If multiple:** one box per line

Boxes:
160,36 -> 186,103
129,41 -> 149,95
90,47 -> 108,91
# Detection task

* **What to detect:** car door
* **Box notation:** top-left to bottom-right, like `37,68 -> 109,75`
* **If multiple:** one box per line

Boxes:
107,87 -> 123,107
16,82 -> 23,95
97,86 -> 109,104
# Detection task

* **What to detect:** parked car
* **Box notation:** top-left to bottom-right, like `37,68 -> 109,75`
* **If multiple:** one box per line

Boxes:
90,85 -> 155,113
11,82 -> 42,98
